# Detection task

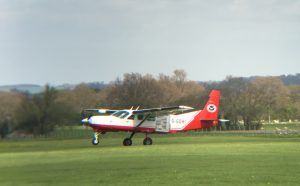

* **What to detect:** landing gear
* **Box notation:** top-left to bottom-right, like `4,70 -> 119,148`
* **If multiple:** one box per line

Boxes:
143,137 -> 152,145
123,133 -> 153,146
123,137 -> 152,146
92,132 -> 100,145
123,114 -> 152,146
123,138 -> 132,146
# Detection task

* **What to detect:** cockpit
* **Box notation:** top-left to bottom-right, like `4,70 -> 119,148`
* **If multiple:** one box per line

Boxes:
111,110 -> 132,119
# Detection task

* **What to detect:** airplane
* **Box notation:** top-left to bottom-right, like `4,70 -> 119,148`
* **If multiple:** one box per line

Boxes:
81,89 -> 220,146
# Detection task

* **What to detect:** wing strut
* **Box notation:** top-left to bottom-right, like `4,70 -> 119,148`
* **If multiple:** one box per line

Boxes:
129,114 -> 151,139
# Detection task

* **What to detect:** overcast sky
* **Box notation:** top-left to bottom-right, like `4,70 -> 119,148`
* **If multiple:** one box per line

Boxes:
0,0 -> 299,85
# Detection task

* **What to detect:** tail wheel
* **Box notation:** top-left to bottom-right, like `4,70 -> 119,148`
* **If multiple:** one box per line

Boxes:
123,138 -> 132,146
143,137 -> 153,145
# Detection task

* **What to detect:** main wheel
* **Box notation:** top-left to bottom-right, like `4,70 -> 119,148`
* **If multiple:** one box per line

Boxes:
143,137 -> 153,145
123,138 -> 132,146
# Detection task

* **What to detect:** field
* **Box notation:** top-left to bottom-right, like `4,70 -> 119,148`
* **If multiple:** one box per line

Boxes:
1,134 -> 300,186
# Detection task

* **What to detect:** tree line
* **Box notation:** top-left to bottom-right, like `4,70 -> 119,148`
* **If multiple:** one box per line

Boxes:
1,70 -> 300,138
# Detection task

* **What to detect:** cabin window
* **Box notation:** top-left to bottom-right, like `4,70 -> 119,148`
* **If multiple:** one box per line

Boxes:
137,115 -> 144,120
147,115 -> 156,121
128,115 -> 134,120
136,114 -> 156,121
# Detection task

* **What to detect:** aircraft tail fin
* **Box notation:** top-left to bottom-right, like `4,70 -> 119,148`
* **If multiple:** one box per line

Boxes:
199,90 -> 220,121
182,89 -> 220,131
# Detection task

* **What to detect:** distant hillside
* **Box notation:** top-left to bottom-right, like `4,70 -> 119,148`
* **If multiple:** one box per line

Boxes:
279,74 -> 300,85
0,84 -> 43,94
200,74 -> 300,86
244,74 -> 300,86
0,74 -> 299,94
0,82 -> 108,94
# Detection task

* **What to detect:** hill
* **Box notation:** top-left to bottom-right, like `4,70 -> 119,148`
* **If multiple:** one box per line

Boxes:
1,74 -> 299,94
280,74 -> 300,85
0,84 -> 43,94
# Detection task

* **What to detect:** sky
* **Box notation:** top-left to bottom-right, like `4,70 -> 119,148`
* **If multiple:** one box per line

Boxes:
0,0 -> 299,85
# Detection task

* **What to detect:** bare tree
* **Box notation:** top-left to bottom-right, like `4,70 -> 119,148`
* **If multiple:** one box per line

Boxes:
251,77 -> 289,123
172,69 -> 187,93
104,73 -> 165,108
103,70 -> 204,109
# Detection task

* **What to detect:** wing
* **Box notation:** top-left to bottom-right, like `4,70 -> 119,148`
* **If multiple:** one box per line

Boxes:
83,109 -> 118,114
132,105 -> 193,114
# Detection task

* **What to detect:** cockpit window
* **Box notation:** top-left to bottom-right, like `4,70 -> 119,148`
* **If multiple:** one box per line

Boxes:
112,111 -> 130,119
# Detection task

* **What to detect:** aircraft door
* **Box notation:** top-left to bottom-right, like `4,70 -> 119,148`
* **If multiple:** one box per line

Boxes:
155,116 -> 170,132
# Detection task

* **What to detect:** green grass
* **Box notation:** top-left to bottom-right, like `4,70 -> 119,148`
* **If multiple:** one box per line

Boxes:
1,134 -> 300,186
262,123 -> 300,130
19,123 -> 300,140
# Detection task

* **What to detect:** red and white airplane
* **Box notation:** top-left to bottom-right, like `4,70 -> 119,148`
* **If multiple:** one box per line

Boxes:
81,89 -> 220,146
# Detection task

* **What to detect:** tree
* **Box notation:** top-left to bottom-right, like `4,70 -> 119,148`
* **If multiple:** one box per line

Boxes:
0,92 -> 23,138
219,77 -> 250,126
250,77 -> 289,123
169,81 -> 205,108
16,85 -> 74,135
102,70 -> 206,109
286,85 -> 300,120
104,73 -> 165,108
157,73 -> 180,105
172,69 -> 187,93
218,76 -> 290,128
56,83 -> 102,123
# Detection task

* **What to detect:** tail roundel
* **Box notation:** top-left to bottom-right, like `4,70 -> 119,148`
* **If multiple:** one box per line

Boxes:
199,90 -> 220,121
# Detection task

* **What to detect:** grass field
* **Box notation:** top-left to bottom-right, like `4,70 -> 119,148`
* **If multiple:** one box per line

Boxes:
33,123 -> 300,139
1,134 -> 300,186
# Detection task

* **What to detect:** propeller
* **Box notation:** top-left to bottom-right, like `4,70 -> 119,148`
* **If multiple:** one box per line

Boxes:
81,110 -> 93,125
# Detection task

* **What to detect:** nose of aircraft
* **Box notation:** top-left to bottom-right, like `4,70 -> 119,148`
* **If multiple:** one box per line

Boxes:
81,118 -> 89,124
